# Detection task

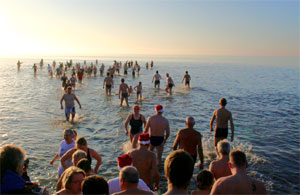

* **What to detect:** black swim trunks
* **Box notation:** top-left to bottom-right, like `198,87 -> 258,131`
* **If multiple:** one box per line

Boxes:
186,81 -> 190,85
122,93 -> 128,98
191,154 -> 197,164
155,80 -> 160,85
106,84 -> 111,89
168,83 -> 173,88
215,128 -> 228,138
150,136 -> 164,147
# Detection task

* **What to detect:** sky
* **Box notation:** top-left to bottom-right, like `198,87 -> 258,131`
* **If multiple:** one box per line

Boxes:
0,0 -> 298,57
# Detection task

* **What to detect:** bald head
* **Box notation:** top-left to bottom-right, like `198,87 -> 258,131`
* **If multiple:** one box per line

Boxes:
186,116 -> 195,127
119,166 -> 139,184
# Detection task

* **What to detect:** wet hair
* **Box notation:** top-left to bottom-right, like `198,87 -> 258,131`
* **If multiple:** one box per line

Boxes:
230,150 -> 247,168
121,78 -> 125,83
76,137 -> 88,147
62,166 -> 85,190
217,139 -> 230,155
0,144 -> 25,180
156,71 -> 158,73
196,170 -> 214,190
219,98 -> 227,106
119,166 -> 139,184
72,150 -> 87,164
139,82 -> 142,85
164,150 -> 194,189
82,175 -> 109,195
77,158 -> 92,173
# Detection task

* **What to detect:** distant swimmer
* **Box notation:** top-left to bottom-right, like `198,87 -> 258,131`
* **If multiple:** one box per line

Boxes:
210,150 -> 267,194
165,73 -> 175,95
40,58 -> 44,67
100,64 -> 105,76
210,98 -> 234,153
17,60 -> 22,70
150,61 -> 153,69
144,104 -> 170,165
182,71 -> 191,88
60,87 -> 82,122
132,67 -> 136,77
32,64 -> 37,73
103,73 -> 114,95
173,116 -> 204,169
93,66 -> 97,77
152,71 -> 162,88
145,62 -> 149,69
64,80 -> 72,92
77,68 -> 84,83
124,105 -> 146,147
119,78 -> 130,107
124,63 -> 128,76
61,73 -> 68,88
134,82 -> 143,101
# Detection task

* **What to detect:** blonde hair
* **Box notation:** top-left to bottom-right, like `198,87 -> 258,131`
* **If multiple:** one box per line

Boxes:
62,166 -> 85,189
72,150 -> 87,163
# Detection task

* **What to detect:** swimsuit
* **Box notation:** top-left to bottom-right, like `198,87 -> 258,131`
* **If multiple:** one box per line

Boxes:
124,70 -> 128,75
150,136 -> 164,147
129,114 -> 143,135
87,148 -> 92,164
65,107 -> 75,118
155,80 -> 160,85
215,128 -> 228,138
122,93 -> 128,98
168,83 -> 173,88
137,91 -> 141,95
106,84 -> 112,89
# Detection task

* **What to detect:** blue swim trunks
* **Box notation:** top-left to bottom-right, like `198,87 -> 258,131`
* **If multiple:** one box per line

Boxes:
65,107 -> 75,118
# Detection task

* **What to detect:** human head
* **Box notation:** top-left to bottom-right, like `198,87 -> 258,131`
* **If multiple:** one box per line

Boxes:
155,104 -> 164,114
196,170 -> 214,190
164,150 -> 194,189
117,154 -> 133,170
186,71 -> 188,74
76,137 -> 88,149
107,73 -> 110,76
72,129 -> 78,140
82,175 -> 109,195
121,78 -> 125,83
156,70 -> 158,74
76,158 -> 92,175
119,166 -> 139,190
229,150 -> 248,169
185,116 -> 195,128
139,81 -> 142,85
217,139 -> 230,156
62,166 -> 85,194
219,98 -> 227,106
67,87 -> 72,94
133,105 -> 140,114
166,73 -> 169,77
72,150 -> 87,166
63,129 -> 75,142
138,133 -> 150,146
0,144 -> 26,178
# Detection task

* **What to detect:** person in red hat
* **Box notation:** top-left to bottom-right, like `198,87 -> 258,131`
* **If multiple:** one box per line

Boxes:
124,105 -> 146,148
144,104 -> 170,165
128,133 -> 160,191
108,154 -> 152,194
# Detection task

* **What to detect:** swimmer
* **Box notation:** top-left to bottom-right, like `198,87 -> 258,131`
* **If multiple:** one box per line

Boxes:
70,75 -> 77,89
152,71 -> 161,88
134,82 -> 143,101
61,73 -> 68,88
182,71 -> 191,88
150,61 -> 153,69
144,105 -> 170,165
32,64 -> 38,73
210,97 -> 234,154
103,73 -> 114,95
60,87 -> 82,122
100,64 -> 105,76
17,60 -> 22,70
165,73 -> 175,95
119,78 -> 130,107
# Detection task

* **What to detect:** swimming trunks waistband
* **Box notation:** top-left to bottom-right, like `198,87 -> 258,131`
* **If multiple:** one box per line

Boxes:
122,93 -> 128,98
155,80 -> 160,85
150,136 -> 164,147
106,84 -> 112,89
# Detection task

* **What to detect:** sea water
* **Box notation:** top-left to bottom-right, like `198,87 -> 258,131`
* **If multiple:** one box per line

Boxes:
0,56 -> 299,194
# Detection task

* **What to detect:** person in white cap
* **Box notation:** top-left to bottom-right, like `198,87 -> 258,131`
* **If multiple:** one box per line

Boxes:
128,133 -> 160,191
144,104 -> 170,165
107,154 -> 152,195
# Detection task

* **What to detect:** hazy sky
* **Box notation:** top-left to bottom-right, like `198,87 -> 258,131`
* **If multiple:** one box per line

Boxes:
0,0 -> 298,57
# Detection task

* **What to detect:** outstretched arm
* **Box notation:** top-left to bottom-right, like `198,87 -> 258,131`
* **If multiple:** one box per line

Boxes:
50,153 -> 59,165
172,132 -> 180,150
91,149 -> 102,173
74,96 -> 82,109
60,149 -> 75,170
60,95 -> 65,109
124,114 -> 131,135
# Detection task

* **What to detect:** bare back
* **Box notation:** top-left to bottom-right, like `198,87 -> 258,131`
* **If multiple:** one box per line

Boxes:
213,108 -> 232,129
104,76 -> 113,85
209,158 -> 232,180
119,83 -> 129,94
147,115 -> 169,137
177,128 -> 201,156
128,149 -> 157,185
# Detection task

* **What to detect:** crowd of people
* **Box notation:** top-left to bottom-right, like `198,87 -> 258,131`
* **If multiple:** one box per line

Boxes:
0,59 -> 267,194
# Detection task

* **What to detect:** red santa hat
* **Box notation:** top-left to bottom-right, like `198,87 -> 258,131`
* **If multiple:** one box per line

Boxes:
155,104 -> 164,113
117,154 -> 133,170
138,133 -> 150,145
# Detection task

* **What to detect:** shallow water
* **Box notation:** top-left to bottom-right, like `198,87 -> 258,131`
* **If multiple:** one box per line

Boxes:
0,57 -> 299,194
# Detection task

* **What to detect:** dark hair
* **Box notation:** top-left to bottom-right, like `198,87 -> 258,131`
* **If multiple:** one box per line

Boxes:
164,150 -> 194,189
107,73 -> 110,76
121,78 -> 125,83
196,170 -> 214,190
82,175 -> 109,194
186,71 -> 188,74
230,150 -> 247,168
76,137 -> 88,147
219,98 -> 227,106
77,158 -> 92,173
156,71 -> 158,73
